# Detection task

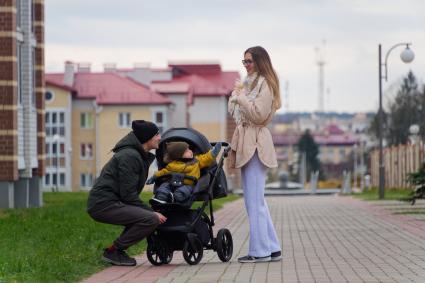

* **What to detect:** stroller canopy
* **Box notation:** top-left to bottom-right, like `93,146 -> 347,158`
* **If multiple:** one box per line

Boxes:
156,127 -> 212,169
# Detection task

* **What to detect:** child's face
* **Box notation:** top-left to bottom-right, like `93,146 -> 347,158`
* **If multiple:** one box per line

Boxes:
182,148 -> 193,159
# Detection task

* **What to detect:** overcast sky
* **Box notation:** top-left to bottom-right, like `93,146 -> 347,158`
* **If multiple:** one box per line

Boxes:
45,0 -> 425,113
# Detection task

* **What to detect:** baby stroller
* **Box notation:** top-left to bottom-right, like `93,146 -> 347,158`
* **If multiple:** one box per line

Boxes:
146,127 -> 233,266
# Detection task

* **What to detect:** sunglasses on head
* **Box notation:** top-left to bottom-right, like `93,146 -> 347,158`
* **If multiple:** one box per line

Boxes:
242,59 -> 253,65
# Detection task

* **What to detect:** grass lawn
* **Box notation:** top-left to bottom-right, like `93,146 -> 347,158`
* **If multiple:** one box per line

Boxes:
352,187 -> 413,201
0,191 -> 239,283
394,209 -> 425,215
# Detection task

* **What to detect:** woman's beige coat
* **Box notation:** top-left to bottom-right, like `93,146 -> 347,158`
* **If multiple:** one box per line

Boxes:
228,79 -> 278,169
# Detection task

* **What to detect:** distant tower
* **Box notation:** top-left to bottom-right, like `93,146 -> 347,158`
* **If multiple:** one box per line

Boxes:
315,40 -> 326,112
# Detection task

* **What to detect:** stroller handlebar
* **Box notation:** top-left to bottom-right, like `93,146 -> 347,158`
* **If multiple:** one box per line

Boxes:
210,141 -> 231,157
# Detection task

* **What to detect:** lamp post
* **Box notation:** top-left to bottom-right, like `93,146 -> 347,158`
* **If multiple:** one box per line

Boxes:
378,43 -> 415,199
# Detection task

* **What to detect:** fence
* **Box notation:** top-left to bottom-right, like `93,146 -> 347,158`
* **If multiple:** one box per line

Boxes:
370,141 -> 424,188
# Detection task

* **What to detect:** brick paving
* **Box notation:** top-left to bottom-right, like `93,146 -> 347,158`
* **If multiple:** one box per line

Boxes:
82,196 -> 425,283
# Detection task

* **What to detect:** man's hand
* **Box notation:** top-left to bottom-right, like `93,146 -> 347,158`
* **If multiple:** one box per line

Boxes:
155,212 -> 167,224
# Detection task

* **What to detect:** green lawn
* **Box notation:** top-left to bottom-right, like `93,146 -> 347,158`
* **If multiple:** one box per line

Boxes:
394,209 -> 425,215
352,187 -> 413,201
0,192 -> 239,283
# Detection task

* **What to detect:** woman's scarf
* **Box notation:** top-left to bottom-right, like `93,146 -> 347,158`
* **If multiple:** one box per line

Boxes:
229,72 -> 265,125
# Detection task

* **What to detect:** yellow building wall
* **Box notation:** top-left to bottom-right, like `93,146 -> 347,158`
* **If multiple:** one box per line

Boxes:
46,86 -> 71,108
97,106 -> 152,170
71,107 -> 96,191
191,122 -> 222,143
322,145 -> 353,164
273,123 -> 294,134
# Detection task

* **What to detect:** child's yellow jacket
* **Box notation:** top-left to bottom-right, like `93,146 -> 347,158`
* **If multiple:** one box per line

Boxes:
154,150 -> 215,185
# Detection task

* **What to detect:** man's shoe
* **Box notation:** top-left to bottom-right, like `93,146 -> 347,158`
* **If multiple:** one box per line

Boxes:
271,251 -> 282,262
102,249 -> 137,266
238,255 -> 271,263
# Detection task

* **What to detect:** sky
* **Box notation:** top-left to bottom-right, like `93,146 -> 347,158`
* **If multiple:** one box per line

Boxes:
45,0 -> 425,113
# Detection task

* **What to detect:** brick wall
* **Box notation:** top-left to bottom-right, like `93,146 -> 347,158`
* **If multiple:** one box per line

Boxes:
0,0 -> 18,181
0,0 -> 45,181
34,0 -> 45,176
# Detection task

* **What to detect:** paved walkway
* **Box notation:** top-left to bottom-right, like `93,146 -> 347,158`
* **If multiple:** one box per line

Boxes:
82,196 -> 425,283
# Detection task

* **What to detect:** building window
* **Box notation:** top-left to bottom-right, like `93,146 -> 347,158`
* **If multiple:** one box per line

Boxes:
339,149 -> 346,159
153,111 -> 165,133
16,0 -> 21,28
327,149 -> 334,160
80,173 -> 93,188
60,173 -> 65,186
45,173 -> 50,186
17,43 -> 23,104
31,0 -> 35,32
46,110 -> 65,137
80,143 -> 93,159
32,48 -> 36,106
80,112 -> 93,129
119,112 -> 131,128
45,91 -> 54,102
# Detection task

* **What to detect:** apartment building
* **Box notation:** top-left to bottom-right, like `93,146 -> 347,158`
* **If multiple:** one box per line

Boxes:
45,61 -> 238,191
0,0 -> 45,208
273,124 -> 360,178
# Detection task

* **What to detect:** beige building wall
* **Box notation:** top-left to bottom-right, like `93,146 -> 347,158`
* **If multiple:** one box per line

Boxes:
191,123 -> 222,142
320,145 -> 353,164
45,87 -> 72,108
71,100 -> 96,191
190,96 -> 227,142
97,106 -> 153,172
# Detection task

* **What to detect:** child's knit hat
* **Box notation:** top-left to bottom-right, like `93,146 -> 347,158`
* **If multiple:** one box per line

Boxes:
164,141 -> 189,163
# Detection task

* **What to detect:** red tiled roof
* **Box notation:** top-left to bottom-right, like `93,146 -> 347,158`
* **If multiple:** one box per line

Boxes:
168,62 -> 222,76
45,73 -> 171,105
150,82 -> 190,94
171,72 -> 239,104
313,134 -> 359,145
324,124 -> 345,135
45,74 -> 76,92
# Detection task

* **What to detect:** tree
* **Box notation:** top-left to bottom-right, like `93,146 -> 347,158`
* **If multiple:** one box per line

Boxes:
296,130 -> 322,181
387,71 -> 421,145
368,71 -> 424,146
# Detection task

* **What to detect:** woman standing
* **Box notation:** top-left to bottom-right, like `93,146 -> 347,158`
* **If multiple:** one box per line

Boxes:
228,46 -> 282,263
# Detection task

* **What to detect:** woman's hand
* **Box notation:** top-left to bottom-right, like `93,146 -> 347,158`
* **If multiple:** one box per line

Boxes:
233,79 -> 248,97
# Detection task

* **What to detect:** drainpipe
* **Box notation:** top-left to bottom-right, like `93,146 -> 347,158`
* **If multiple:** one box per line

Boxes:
92,100 -> 103,177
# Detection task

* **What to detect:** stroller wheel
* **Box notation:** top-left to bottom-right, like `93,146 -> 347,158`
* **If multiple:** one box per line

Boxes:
147,238 -> 173,266
147,244 -> 163,266
162,250 -> 173,264
216,228 -> 233,262
182,236 -> 203,265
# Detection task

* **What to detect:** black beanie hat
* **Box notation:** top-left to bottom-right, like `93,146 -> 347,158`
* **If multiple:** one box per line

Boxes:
132,120 -> 159,144
163,141 -> 189,163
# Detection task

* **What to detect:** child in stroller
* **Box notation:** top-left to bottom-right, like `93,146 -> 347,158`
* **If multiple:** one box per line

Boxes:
146,127 -> 233,266
147,141 -> 222,206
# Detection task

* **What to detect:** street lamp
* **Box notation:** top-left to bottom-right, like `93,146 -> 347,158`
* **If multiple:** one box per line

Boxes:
378,43 -> 415,199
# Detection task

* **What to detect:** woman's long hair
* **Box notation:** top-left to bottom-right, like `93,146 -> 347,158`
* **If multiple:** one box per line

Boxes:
245,46 -> 281,110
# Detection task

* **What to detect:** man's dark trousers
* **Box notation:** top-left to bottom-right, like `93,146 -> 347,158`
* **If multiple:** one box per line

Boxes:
89,202 -> 160,249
